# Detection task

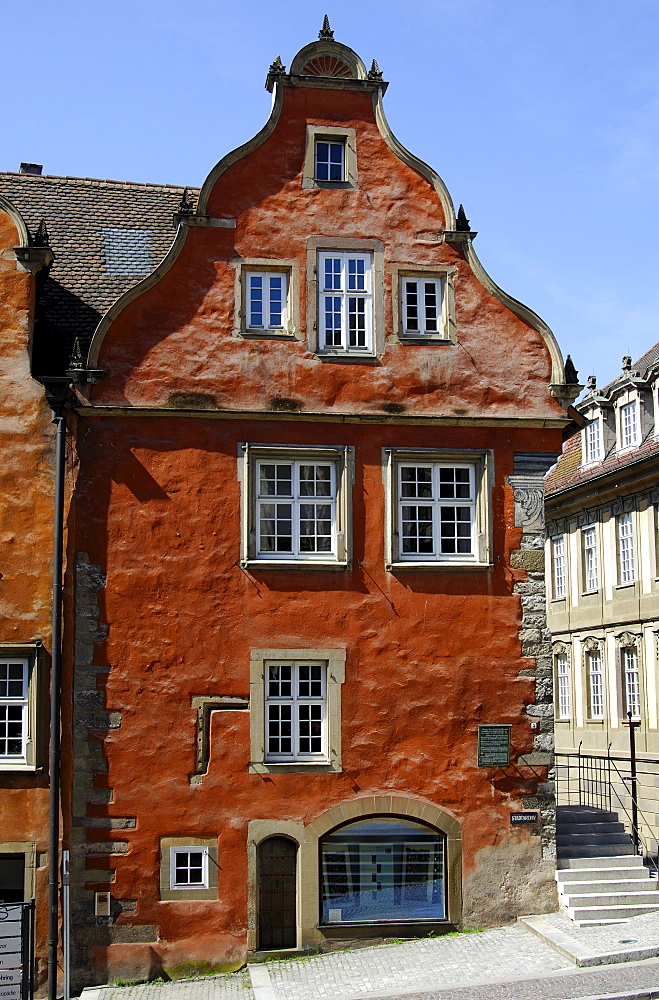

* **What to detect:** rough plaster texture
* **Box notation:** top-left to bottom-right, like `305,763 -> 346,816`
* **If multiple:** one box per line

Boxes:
0,205 -> 56,989
66,44 -> 566,986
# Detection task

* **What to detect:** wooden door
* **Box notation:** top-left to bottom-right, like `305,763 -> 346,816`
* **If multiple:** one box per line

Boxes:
257,837 -> 297,950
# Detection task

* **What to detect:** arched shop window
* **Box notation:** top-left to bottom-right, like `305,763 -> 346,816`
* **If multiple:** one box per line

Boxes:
320,816 -> 446,924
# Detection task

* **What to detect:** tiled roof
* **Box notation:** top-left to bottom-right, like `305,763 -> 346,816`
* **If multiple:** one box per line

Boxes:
0,172 -> 198,375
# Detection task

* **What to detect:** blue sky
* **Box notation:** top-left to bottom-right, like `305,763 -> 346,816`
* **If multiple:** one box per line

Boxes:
4,0 -> 659,391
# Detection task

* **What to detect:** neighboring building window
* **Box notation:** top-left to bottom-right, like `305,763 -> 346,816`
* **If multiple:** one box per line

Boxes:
621,647 -> 641,720
0,660 -> 28,765
170,847 -> 209,889
321,817 -> 446,923
246,271 -> 288,331
240,445 -> 352,569
585,419 -> 602,463
552,535 -> 566,599
582,525 -> 598,592
556,652 -> 570,720
586,649 -> 604,720
318,251 -> 372,354
385,450 -> 491,569
400,276 -> 445,337
619,402 -> 639,449
265,659 -> 326,762
617,513 -> 635,584
315,140 -> 344,181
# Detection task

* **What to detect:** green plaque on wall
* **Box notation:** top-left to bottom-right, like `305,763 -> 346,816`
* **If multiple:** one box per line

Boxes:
477,725 -> 511,767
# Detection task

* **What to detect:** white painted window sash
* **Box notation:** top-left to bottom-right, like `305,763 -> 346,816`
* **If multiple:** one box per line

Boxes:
0,660 -> 29,763
246,271 -> 288,331
318,252 -> 373,353
557,653 -> 570,719
587,651 -> 604,719
582,525 -> 598,592
397,463 -> 476,562
401,277 -> 445,336
622,648 -> 641,720
585,419 -> 602,462
315,140 -> 345,181
265,661 -> 327,762
169,847 -> 209,889
552,535 -> 566,599
617,513 -> 635,584
256,460 -> 338,560
620,402 -> 639,449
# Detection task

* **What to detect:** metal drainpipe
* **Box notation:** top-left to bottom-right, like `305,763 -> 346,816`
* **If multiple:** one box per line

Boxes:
47,398 -> 67,1000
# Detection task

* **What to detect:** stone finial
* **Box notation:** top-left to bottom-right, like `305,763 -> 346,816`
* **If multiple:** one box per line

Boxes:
67,338 -> 86,381
368,59 -> 383,81
31,219 -> 50,247
564,355 -> 579,384
587,374 -> 597,390
268,55 -> 286,75
177,188 -> 195,216
456,204 -> 471,232
318,14 -> 334,39
622,355 -> 632,372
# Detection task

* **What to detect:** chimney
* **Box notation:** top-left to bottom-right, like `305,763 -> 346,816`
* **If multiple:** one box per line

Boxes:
19,163 -> 43,175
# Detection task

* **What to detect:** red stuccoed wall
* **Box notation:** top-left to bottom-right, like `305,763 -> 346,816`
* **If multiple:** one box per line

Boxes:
69,52 -> 566,984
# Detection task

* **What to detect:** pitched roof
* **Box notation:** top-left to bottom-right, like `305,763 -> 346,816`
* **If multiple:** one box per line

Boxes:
0,171 -> 198,375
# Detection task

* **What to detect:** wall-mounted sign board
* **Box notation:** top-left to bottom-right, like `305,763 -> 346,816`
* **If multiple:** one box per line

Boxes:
511,811 -> 539,825
0,903 -> 33,1000
477,725 -> 511,767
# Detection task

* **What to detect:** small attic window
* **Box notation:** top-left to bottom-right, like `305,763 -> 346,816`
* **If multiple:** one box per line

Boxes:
102,228 -> 152,277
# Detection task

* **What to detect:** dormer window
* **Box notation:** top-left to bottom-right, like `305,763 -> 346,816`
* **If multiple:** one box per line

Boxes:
315,140 -> 344,182
619,401 -> 639,449
584,417 -> 602,463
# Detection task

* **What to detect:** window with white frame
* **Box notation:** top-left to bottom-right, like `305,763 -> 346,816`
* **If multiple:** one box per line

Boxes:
556,652 -> 570,720
385,450 -> 490,568
586,649 -> 604,719
169,846 -> 209,889
265,660 -> 326,762
617,513 -> 635,584
318,251 -> 372,354
315,140 -> 345,182
582,525 -> 598,592
619,402 -> 639,449
400,276 -> 445,338
241,446 -> 351,568
245,271 -> 288,332
0,660 -> 29,765
621,646 -> 641,720
584,418 -> 602,463
552,535 -> 566,599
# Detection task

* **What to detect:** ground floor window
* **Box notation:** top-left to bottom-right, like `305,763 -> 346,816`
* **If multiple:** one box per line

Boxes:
321,817 -> 445,923
0,853 -> 25,904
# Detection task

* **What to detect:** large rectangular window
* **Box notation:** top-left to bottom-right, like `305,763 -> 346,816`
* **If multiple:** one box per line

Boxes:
265,660 -> 326,762
246,271 -> 288,331
400,277 -> 445,337
552,535 -> 566,599
622,647 -> 641,720
587,649 -> 604,720
318,251 -> 372,354
617,513 -> 635,584
582,525 -> 598,592
556,652 -> 570,720
620,402 -> 639,449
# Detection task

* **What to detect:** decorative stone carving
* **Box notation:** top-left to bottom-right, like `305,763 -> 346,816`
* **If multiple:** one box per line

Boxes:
616,631 -> 640,648
552,640 -> 570,657
577,509 -> 599,527
507,475 -> 545,530
582,636 -> 603,652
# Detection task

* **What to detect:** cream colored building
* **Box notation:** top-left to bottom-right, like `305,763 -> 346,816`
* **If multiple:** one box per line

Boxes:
545,345 -> 659,855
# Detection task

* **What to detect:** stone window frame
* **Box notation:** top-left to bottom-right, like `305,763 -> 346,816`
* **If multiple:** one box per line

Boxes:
238,443 -> 354,571
302,125 -> 358,191
231,257 -> 300,340
249,648 -> 345,774
0,643 -> 43,772
0,842 -> 37,900
306,236 -> 385,362
159,836 -> 218,901
389,263 -> 457,345
382,448 -> 493,572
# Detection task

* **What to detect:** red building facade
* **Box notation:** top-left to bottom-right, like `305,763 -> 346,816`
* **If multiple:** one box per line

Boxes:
60,27 -> 575,986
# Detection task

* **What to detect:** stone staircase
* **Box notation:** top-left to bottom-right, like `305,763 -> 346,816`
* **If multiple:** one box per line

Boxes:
556,805 -> 659,925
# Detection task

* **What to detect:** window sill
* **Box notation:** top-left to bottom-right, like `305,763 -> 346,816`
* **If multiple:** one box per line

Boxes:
249,762 -> 341,773
586,719 -> 605,725
160,889 -> 218,902
581,590 -> 599,597
550,597 -> 567,604
242,559 -> 349,572
398,335 -> 453,345
302,179 -> 356,191
316,352 -> 379,364
0,762 -> 38,772
386,561 -> 493,573
615,582 -> 636,591
236,329 -> 298,340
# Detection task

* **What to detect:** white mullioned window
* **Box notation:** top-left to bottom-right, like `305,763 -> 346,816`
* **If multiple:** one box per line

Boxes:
256,459 -> 337,560
585,418 -> 602,463
265,660 -> 326,762
0,660 -> 28,764
552,535 -> 566,599
169,846 -> 209,889
582,525 -> 599,592
617,513 -> 635,584
622,647 -> 641,720
318,251 -> 372,353
401,276 -> 445,337
587,649 -> 604,719
246,271 -> 288,331
556,652 -> 570,720
398,462 -> 475,561
315,140 -> 345,181
620,402 -> 639,449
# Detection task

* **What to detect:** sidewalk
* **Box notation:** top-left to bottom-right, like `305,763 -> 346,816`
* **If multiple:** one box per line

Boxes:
80,919 -> 659,1000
